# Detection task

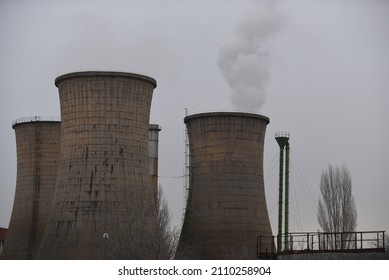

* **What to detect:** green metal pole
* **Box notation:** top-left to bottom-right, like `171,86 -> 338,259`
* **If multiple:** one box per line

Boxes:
277,147 -> 284,252
284,142 -> 290,251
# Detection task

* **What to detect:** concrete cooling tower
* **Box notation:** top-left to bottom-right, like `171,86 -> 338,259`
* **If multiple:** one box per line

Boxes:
1,118 -> 61,259
37,71 -> 158,259
176,112 -> 273,259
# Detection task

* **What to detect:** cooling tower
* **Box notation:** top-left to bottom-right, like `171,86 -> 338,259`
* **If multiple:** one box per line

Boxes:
1,118 -> 61,259
37,71 -> 158,259
148,124 -> 161,206
176,112 -> 273,259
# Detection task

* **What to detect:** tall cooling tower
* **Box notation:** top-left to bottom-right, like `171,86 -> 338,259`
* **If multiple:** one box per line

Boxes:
37,71 -> 158,259
1,118 -> 61,259
176,112 -> 273,259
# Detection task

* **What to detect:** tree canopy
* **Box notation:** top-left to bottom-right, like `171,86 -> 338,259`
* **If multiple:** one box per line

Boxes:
318,164 -> 357,233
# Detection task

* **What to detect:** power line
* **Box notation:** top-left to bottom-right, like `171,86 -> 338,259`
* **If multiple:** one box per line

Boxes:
290,151 -> 318,216
290,170 -> 304,232
267,202 -> 279,231
264,149 -> 279,182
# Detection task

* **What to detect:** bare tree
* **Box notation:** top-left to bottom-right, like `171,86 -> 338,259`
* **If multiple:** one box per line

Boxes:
93,185 -> 179,259
152,185 -> 180,259
317,164 -> 357,249
221,246 -> 257,259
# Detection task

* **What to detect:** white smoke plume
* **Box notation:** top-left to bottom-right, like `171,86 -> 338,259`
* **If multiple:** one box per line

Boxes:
217,0 -> 285,112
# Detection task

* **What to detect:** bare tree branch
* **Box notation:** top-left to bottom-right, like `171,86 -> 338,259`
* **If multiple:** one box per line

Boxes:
317,164 -> 357,249
92,184 -> 179,259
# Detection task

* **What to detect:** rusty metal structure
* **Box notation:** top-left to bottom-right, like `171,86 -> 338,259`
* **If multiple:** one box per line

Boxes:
257,230 -> 388,259
1,118 -> 61,259
36,71 -> 158,259
176,112 -> 273,259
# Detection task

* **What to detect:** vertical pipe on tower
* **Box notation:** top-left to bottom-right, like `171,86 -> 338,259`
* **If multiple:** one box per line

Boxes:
284,141 -> 290,251
275,132 -> 289,253
148,124 -> 161,208
277,145 -> 284,252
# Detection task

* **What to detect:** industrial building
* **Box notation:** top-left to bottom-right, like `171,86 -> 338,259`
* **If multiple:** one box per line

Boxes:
36,71 -> 158,259
1,118 -> 61,259
176,112 -> 273,259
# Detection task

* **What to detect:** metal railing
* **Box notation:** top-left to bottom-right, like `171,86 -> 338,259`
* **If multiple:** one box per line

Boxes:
12,116 -> 61,126
274,131 -> 290,138
257,231 -> 386,259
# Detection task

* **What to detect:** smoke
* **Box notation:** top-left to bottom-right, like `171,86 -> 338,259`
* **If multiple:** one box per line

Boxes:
217,0 -> 285,112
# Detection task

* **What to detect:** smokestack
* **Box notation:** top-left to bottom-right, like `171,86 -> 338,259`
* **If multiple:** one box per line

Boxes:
37,71 -> 157,259
1,117 -> 61,259
275,131 -> 290,252
176,112 -> 273,259
148,124 -> 161,207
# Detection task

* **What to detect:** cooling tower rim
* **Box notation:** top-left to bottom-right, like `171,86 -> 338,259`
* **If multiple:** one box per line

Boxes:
55,71 -> 157,89
12,116 -> 61,129
184,112 -> 270,124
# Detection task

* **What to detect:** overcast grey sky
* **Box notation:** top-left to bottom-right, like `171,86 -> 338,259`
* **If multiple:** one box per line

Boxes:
1,0 -> 388,236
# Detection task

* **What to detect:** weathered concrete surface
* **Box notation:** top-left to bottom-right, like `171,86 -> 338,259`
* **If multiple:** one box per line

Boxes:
37,71 -> 158,259
1,121 -> 61,259
176,112 -> 273,259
